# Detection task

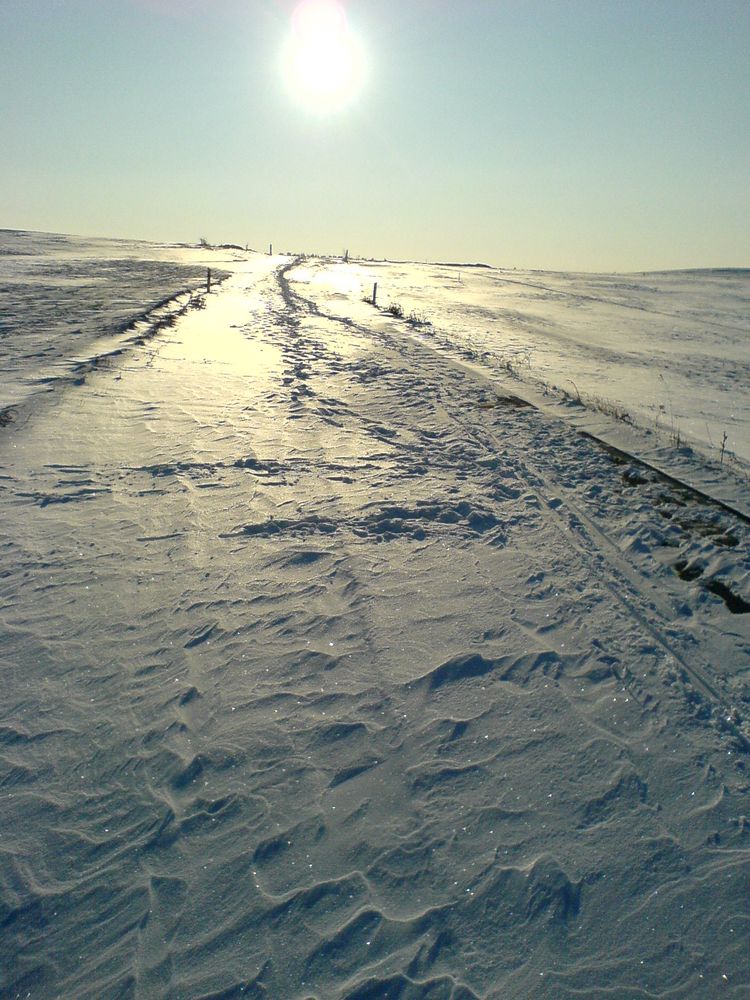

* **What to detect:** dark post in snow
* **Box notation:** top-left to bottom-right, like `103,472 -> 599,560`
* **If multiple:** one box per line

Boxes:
372,282 -> 378,306
207,268 -> 212,292
269,243 -> 273,256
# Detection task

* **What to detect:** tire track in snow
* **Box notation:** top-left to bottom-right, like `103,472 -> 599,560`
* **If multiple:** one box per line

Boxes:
419,364 -> 750,753
285,269 -> 750,753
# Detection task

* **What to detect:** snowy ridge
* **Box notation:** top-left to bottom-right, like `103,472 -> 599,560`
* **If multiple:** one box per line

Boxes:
0,229 -> 236,425
0,284 -> 218,430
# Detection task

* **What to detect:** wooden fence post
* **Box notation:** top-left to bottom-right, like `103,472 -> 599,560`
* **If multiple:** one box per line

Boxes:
207,268 -> 212,292
372,282 -> 378,306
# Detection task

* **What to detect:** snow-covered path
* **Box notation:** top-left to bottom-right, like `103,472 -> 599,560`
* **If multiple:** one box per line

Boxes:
1,260 -> 749,999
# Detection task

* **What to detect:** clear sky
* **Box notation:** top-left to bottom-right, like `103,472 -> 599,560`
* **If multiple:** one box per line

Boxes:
2,0 -> 748,271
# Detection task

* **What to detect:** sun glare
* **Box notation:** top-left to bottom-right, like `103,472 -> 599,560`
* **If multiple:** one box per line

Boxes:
282,0 -> 365,113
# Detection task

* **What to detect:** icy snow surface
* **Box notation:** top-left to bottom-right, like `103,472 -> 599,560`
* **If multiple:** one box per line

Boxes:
303,257 -> 750,467
1,232 -> 749,999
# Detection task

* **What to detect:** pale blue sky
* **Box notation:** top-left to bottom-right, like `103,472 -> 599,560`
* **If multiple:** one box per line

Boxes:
2,0 -> 748,270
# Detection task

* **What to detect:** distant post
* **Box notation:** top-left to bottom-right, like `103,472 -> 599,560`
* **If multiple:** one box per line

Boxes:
372,282 -> 378,306
207,268 -> 212,292
269,243 -> 273,255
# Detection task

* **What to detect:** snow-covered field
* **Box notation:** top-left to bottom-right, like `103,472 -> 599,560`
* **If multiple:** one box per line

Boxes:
297,257 -> 750,470
0,230 -> 241,416
1,231 -> 749,999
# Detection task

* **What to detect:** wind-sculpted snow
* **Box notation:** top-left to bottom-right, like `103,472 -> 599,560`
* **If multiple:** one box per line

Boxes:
0,238 -> 749,998
0,230 -> 234,423
296,257 -> 750,469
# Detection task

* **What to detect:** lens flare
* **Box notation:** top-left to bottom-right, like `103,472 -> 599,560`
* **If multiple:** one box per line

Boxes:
282,0 -> 365,113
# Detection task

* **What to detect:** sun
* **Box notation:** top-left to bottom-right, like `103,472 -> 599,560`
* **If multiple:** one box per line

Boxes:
282,0 -> 365,113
